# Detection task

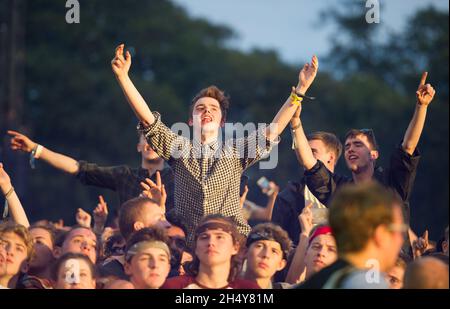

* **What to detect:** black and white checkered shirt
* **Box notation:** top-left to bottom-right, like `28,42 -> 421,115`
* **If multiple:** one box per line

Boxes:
139,112 -> 279,244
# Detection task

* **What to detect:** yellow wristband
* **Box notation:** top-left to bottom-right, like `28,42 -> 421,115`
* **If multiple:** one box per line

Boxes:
290,92 -> 303,106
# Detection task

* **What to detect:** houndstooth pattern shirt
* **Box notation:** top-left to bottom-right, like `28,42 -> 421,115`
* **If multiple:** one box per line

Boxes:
139,112 -> 279,245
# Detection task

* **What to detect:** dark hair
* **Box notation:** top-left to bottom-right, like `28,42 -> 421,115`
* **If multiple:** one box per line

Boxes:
189,86 -> 230,122
58,226 -> 100,261
51,252 -> 96,282
119,196 -> 159,240
395,251 -> 412,270
126,227 -> 170,254
307,131 -> 343,164
329,182 -> 400,254
428,252 -> 449,265
103,231 -> 126,258
344,129 -> 379,151
125,227 -> 173,274
166,209 -> 188,236
246,223 -> 292,259
184,214 -> 243,282
0,222 -> 35,261
29,223 -> 57,247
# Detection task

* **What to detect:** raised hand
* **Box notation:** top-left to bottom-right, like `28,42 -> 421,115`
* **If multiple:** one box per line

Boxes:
111,44 -> 132,78
416,72 -> 435,106
52,219 -> 67,231
297,55 -> 319,93
413,230 -> 430,259
76,208 -> 92,228
93,195 -> 109,226
299,202 -> 313,237
239,185 -> 249,209
140,171 -> 167,212
7,130 -> 37,153
267,181 -> 279,198
0,163 -> 12,194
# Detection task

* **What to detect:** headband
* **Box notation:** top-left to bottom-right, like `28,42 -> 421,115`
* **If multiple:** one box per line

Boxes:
195,221 -> 235,238
308,226 -> 333,247
246,231 -> 289,258
126,240 -> 171,261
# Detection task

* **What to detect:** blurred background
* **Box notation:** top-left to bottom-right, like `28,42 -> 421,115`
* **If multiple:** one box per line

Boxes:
0,0 -> 448,239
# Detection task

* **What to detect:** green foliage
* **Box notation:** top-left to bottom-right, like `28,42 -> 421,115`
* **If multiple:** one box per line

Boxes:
4,0 -> 447,238
320,2 -> 449,239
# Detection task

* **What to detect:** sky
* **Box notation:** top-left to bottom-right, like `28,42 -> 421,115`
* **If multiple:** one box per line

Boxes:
171,0 -> 449,65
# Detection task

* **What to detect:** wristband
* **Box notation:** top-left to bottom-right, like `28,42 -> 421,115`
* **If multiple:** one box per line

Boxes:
30,144 -> 43,169
34,144 -> 43,159
290,92 -> 303,107
4,186 -> 14,199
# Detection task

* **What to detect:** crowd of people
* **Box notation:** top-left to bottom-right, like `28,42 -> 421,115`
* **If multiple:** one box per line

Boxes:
0,44 -> 448,289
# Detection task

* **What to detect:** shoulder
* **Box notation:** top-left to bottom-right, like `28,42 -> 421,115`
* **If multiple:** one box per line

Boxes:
341,270 -> 389,289
273,282 -> 293,289
104,280 -> 134,289
332,173 -> 351,185
229,278 -> 261,289
161,275 -> 195,289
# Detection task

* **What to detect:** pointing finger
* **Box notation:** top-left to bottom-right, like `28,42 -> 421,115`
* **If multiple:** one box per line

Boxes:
156,171 -> 162,188
419,72 -> 428,87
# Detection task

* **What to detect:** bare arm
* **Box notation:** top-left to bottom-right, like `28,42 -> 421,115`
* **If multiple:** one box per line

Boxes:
402,72 -> 435,155
266,56 -> 318,141
285,203 -> 313,284
93,195 -> 109,235
290,106 -> 317,170
8,130 -> 79,175
112,44 -> 155,126
0,163 -> 30,228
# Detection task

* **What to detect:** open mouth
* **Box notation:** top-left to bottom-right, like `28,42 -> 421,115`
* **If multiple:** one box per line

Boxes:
201,116 -> 213,124
348,154 -> 358,161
